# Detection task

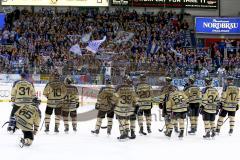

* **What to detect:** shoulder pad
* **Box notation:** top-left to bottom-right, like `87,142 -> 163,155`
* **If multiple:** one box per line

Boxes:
12,80 -> 21,87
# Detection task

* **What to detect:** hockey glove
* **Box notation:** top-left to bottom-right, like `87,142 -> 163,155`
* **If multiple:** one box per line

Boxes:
110,104 -> 115,111
7,117 -> 16,133
159,103 -> 163,109
11,97 -> 15,102
135,105 -> 140,114
95,104 -> 100,110
76,102 -> 79,108
218,102 -> 223,109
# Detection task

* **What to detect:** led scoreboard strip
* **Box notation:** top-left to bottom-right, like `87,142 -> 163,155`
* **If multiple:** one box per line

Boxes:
111,0 -> 218,9
2,0 -> 109,6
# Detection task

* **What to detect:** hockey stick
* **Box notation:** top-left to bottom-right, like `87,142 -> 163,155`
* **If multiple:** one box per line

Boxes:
186,114 -> 189,136
40,119 -> 45,131
222,117 -> 229,125
2,122 -> 9,128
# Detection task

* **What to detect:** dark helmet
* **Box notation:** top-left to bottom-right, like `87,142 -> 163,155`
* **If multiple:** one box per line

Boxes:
106,79 -> 112,85
139,74 -> 147,81
171,86 -> 179,92
32,97 -> 41,107
64,76 -> 74,84
51,69 -> 60,80
20,72 -> 27,79
189,75 -> 196,84
227,76 -> 234,82
123,75 -> 131,84
205,77 -> 212,86
165,77 -> 172,85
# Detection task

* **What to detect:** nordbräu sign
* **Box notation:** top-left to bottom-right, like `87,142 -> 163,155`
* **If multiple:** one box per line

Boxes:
195,17 -> 240,34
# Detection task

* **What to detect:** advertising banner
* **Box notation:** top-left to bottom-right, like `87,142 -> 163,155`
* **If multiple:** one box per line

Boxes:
111,0 -> 218,9
2,0 -> 109,6
195,17 -> 240,34
0,13 -> 6,29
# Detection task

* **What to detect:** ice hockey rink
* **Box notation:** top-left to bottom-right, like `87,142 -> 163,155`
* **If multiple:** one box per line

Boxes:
1,97 -> 240,160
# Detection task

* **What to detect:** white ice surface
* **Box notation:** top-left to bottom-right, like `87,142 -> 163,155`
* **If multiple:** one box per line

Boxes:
1,102 -> 240,160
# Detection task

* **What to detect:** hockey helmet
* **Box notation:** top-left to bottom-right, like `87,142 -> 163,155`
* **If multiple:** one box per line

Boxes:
227,76 -> 234,82
64,76 -> 74,84
205,77 -> 212,86
20,72 -> 27,79
139,74 -> 147,81
189,75 -> 196,84
106,79 -> 112,85
165,77 -> 172,85
123,75 -> 132,84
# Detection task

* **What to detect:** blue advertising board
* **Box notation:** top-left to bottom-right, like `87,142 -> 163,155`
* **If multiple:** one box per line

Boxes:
0,13 -> 6,29
172,78 -> 220,87
195,17 -> 240,34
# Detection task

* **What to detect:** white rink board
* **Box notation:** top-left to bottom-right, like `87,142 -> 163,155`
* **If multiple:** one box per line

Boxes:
0,82 -> 225,106
0,83 -> 101,107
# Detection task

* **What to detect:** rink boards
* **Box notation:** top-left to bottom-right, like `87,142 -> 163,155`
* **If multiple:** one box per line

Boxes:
0,83 -> 224,108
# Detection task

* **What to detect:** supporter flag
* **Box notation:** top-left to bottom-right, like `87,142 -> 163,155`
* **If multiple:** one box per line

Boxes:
0,54 -> 10,60
114,31 -> 134,44
69,44 -> 82,56
86,36 -> 106,54
81,32 -> 92,43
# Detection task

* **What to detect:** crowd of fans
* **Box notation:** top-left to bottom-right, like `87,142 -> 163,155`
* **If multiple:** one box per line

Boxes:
0,8 -> 240,85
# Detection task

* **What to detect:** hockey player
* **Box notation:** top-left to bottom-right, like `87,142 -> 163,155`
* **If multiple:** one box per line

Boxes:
15,97 -> 41,147
159,77 -> 178,134
8,72 -> 36,132
91,79 -> 115,135
136,74 -> 153,134
216,76 -> 240,135
43,71 -> 67,133
114,75 -> 138,140
201,77 -> 220,139
127,78 -> 138,139
62,76 -> 79,132
165,88 -> 189,138
183,75 -> 202,135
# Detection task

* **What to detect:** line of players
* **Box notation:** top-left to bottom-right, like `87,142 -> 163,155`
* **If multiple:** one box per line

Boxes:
7,71 -> 79,147
92,75 -> 240,140
5,71 -> 240,146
